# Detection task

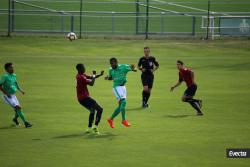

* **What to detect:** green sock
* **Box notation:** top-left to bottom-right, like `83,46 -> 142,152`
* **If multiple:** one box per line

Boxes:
14,112 -> 19,119
15,109 -> 27,123
111,105 -> 121,120
120,99 -> 127,121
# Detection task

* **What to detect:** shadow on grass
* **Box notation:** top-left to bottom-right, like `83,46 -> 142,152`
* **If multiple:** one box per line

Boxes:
0,124 -> 19,130
32,138 -> 42,141
52,132 -> 117,140
126,107 -> 144,111
164,114 -> 194,118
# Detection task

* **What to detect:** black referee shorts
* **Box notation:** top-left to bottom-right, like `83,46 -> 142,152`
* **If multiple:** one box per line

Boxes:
78,97 -> 97,111
141,74 -> 154,89
184,84 -> 197,97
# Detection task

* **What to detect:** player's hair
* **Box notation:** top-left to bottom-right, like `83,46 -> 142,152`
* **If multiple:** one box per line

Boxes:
76,63 -> 85,71
110,57 -> 117,63
177,60 -> 184,65
144,46 -> 150,50
4,62 -> 12,70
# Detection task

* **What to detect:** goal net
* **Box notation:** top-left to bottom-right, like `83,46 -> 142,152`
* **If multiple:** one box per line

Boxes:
201,16 -> 250,38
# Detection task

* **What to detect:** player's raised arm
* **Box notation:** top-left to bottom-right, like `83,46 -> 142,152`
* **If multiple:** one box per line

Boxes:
86,77 -> 96,86
105,68 -> 112,80
94,70 -> 104,79
105,76 -> 112,80
87,79 -> 95,86
85,71 -> 104,80
86,70 -> 102,86
130,64 -> 137,72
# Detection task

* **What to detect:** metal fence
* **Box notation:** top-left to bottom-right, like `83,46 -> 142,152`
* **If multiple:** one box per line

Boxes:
0,0 -> 250,39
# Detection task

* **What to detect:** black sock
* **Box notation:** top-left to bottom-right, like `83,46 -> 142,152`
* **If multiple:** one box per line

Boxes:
142,91 -> 147,104
88,111 -> 95,128
186,99 -> 202,113
145,92 -> 151,104
191,99 -> 200,103
95,109 -> 103,126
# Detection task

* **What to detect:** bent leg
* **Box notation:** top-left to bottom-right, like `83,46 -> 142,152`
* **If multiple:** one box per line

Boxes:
182,95 -> 202,114
120,99 -> 127,121
93,102 -> 103,126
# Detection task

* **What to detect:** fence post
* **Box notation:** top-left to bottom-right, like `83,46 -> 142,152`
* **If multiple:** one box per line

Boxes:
79,0 -> 83,38
161,12 -> 165,35
112,11 -> 115,34
8,0 -> 11,36
71,15 -> 74,32
135,0 -> 139,34
192,16 -> 196,36
61,14 -> 64,33
145,0 -> 149,39
11,0 -> 15,32
206,0 -> 211,40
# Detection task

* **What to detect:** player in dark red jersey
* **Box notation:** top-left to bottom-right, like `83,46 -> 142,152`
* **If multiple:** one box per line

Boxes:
170,60 -> 203,116
76,63 -> 104,134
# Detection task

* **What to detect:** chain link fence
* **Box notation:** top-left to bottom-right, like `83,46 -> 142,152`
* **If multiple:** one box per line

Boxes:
0,0 -> 250,39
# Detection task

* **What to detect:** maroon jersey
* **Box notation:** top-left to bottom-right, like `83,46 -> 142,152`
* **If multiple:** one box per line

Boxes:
179,68 -> 194,87
76,74 -> 90,101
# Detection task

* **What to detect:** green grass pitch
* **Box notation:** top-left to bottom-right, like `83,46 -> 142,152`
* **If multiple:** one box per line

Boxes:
0,36 -> 250,167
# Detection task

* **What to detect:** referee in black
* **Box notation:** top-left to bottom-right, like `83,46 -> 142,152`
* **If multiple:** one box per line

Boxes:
138,47 -> 159,108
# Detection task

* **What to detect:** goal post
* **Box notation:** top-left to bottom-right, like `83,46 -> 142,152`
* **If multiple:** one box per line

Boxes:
201,16 -> 216,39
201,16 -> 250,38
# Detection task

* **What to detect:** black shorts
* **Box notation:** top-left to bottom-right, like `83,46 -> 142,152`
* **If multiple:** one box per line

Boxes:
184,84 -> 197,97
78,97 -> 97,111
141,74 -> 154,88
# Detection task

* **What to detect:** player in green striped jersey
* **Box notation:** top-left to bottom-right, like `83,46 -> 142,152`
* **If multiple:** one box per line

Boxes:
0,63 -> 32,128
105,58 -> 137,128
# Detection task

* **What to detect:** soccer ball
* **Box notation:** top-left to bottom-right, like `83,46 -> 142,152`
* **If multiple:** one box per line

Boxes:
67,32 -> 77,41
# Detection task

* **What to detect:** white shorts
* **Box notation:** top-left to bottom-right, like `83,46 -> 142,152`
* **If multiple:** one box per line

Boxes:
2,94 -> 20,108
113,86 -> 127,101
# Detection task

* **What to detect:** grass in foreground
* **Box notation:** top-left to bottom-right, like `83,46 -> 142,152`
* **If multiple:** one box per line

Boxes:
0,37 -> 250,167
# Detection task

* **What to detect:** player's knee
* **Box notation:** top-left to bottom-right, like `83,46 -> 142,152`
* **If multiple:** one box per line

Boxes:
15,105 -> 21,110
121,99 -> 126,107
181,97 -> 186,102
144,88 -> 150,93
98,106 -> 103,113
89,108 -> 95,113
94,103 -> 103,113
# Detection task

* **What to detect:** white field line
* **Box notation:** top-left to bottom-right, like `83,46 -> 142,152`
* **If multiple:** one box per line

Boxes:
0,55 -> 244,60
110,0 -> 191,16
153,0 -> 230,16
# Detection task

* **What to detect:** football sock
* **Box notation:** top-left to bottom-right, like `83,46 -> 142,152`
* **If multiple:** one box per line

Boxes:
188,99 -> 199,102
145,92 -> 151,104
88,109 -> 95,128
120,99 -> 127,121
15,109 -> 26,123
142,91 -> 147,104
186,99 -> 202,113
95,108 -> 103,126
14,111 -> 19,119
111,104 -> 121,120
